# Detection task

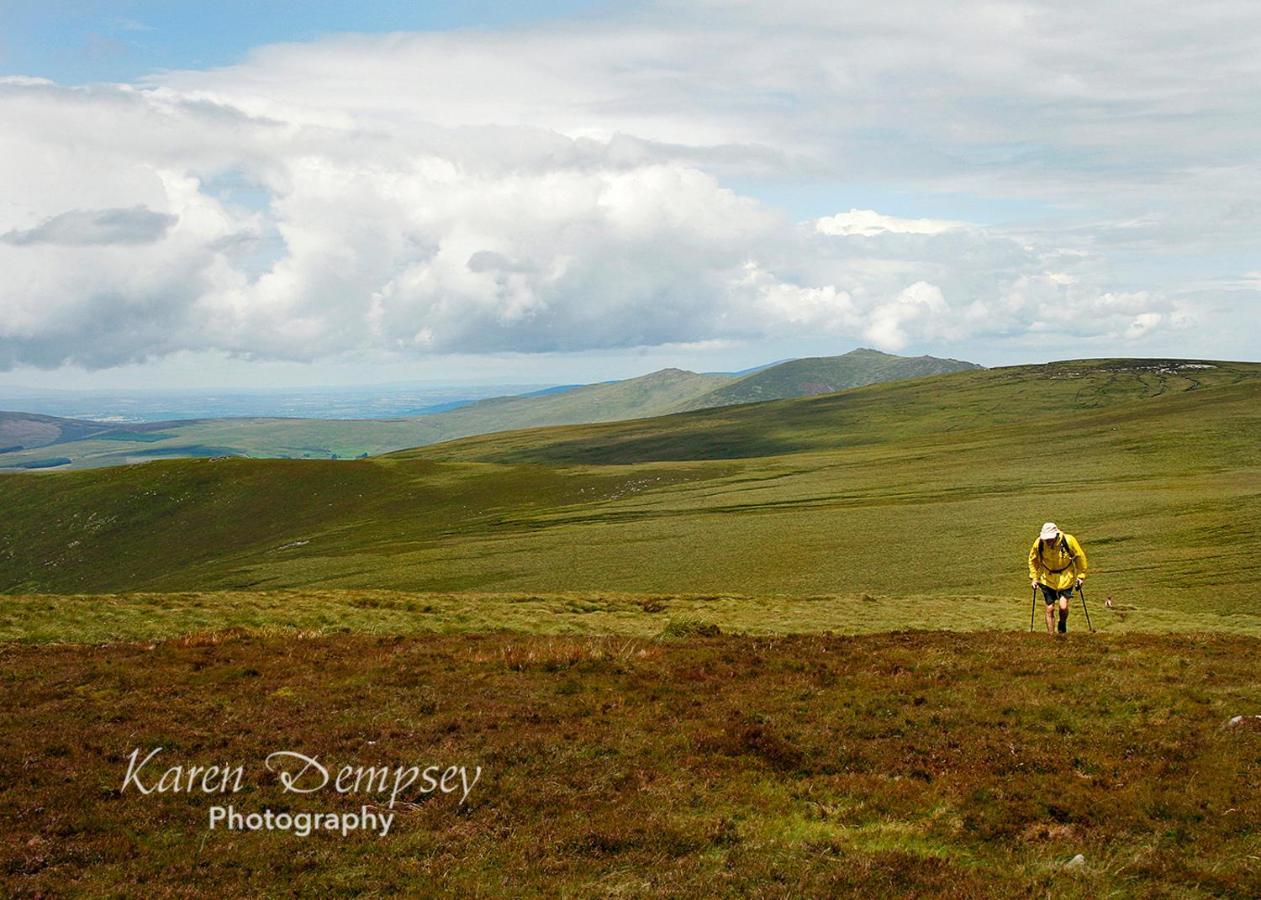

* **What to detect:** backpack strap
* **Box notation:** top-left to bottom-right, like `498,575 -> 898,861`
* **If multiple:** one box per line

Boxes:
1038,535 -> 1076,573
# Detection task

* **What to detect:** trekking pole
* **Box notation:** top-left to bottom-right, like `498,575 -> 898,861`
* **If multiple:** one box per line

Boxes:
1030,585 -> 1038,632
1077,584 -> 1095,633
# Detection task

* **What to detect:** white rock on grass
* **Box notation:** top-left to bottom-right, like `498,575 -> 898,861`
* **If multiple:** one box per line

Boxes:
1064,854 -> 1086,870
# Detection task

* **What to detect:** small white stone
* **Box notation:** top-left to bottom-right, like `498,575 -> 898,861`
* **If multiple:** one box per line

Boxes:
1065,854 -> 1086,870
1225,715 -> 1261,728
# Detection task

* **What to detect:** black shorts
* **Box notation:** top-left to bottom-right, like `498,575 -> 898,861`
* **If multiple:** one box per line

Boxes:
1039,584 -> 1074,605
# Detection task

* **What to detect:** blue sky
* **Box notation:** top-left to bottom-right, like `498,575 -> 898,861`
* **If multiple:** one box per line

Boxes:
0,1 -> 613,84
0,1 -> 1257,389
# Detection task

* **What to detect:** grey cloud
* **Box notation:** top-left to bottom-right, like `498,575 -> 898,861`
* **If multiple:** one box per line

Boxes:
2,206 -> 177,246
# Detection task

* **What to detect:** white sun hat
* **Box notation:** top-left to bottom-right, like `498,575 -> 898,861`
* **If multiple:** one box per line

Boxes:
1040,522 -> 1060,541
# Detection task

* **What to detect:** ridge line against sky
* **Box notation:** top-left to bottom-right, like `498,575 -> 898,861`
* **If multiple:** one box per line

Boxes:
0,0 -> 1258,389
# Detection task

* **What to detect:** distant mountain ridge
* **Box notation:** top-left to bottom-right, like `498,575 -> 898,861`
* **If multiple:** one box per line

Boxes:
678,349 -> 981,410
0,348 -> 982,470
450,349 -> 980,426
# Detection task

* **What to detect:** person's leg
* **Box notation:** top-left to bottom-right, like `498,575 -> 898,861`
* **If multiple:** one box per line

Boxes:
1041,586 -> 1056,635
1057,593 -> 1070,632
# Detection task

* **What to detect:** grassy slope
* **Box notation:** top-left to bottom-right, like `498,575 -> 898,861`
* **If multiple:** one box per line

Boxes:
413,358 -> 1257,464
1,359 -> 1259,629
3,631 -> 1259,895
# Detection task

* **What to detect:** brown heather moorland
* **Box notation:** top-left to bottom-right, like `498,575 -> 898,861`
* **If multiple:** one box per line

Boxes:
2,630 -> 1259,897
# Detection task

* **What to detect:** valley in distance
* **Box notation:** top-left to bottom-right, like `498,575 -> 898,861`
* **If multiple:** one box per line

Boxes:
0,347 -> 978,470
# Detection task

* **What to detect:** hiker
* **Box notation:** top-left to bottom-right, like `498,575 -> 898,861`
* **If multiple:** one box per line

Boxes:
1028,522 -> 1087,635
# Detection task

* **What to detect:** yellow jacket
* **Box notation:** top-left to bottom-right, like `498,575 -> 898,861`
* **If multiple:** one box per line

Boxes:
1028,533 -> 1087,590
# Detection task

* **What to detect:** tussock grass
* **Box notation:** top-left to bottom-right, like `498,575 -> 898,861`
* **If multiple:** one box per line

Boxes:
5,588 -> 1261,644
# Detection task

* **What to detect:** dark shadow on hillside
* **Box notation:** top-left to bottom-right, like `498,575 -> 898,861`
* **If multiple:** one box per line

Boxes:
491,420 -> 814,464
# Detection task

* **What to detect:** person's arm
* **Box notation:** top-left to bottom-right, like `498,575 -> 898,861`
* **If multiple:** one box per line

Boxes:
1068,534 -> 1088,584
1028,540 -> 1041,586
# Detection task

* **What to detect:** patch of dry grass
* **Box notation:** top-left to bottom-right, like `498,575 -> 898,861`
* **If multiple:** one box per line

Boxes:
468,636 -> 659,670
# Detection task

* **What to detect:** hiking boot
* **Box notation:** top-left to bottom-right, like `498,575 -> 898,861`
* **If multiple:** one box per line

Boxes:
1057,619 -> 1067,634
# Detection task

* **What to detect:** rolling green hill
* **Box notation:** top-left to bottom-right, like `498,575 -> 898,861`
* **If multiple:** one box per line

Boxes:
421,365 -> 732,432
0,350 -> 977,470
2,358 -> 1258,630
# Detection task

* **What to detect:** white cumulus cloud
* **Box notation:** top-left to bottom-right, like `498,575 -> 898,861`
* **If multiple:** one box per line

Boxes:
3,0 -> 1255,370
816,210 -> 965,237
